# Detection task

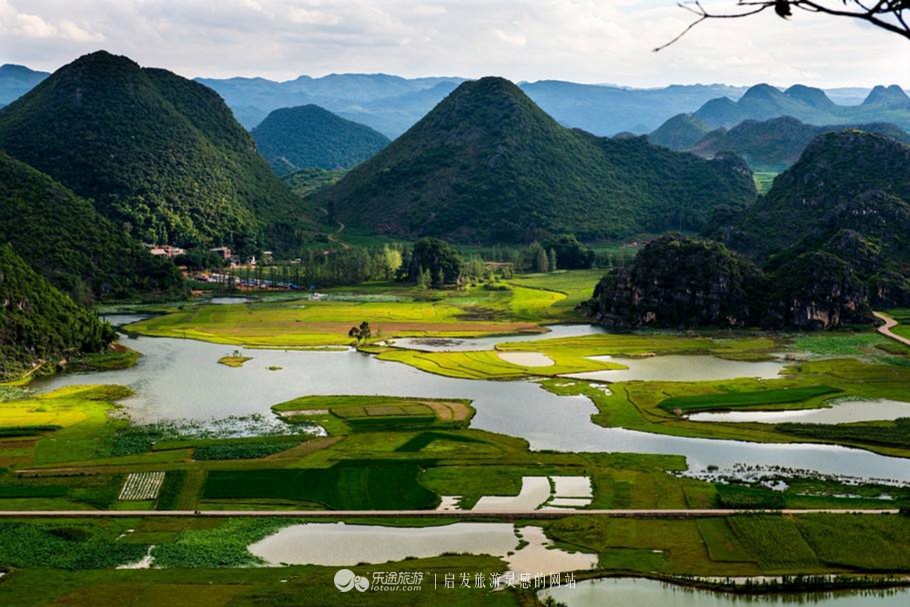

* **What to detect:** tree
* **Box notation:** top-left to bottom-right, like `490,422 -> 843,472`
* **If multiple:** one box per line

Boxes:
536,248 -> 550,273
548,249 -> 558,272
657,1 -> 910,52
542,234 -> 594,269
348,321 -> 372,343
400,238 -> 464,288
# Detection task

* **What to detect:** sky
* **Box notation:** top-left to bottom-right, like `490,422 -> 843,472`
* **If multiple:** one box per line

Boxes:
0,0 -> 907,88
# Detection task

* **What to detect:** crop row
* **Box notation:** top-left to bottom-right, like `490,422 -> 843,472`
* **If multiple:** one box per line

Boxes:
119,472 -> 165,501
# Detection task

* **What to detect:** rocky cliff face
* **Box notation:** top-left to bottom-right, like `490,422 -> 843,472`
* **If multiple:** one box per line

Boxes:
587,236 -> 873,330
770,252 -> 870,330
589,235 -> 764,328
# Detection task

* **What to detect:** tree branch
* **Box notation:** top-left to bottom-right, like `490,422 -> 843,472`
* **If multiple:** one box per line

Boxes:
656,0 -> 910,51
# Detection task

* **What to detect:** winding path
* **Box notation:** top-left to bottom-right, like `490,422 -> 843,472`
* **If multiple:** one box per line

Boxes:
874,312 -> 910,347
0,508 -> 899,519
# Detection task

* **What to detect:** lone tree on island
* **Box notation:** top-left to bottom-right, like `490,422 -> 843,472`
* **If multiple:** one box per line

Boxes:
348,321 -> 372,343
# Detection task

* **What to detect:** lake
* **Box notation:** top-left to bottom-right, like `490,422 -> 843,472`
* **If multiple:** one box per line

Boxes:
36,334 -> 910,483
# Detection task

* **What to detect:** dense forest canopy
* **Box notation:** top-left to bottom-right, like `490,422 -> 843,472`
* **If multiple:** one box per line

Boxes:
0,244 -> 112,380
0,51 -> 318,256
0,152 -> 185,302
252,105 -> 390,175
316,77 -> 757,244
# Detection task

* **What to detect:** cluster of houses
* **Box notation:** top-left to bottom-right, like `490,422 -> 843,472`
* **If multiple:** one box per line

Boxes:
145,244 -> 273,268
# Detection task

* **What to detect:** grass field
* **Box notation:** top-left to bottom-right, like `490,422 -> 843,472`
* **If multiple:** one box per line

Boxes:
887,309 -> 910,340
125,271 -> 607,349
272,395 -> 474,435
753,171 -> 778,194
543,357 -> 910,456
657,385 -> 842,413
203,461 -> 438,509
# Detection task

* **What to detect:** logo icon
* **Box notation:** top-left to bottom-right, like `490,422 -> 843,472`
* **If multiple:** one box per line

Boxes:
334,569 -> 370,592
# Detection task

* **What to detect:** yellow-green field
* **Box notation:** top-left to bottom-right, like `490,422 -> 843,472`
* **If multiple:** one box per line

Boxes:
126,273 -> 605,348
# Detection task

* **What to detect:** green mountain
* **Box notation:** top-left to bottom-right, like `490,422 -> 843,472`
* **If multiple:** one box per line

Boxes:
252,105 -> 390,175
0,152 -> 185,302
647,113 -> 711,150
0,244 -> 111,380
691,83 -> 910,131
587,235 -> 870,330
0,51 -> 315,254
316,77 -> 757,243
711,130 -> 910,306
684,117 -> 910,171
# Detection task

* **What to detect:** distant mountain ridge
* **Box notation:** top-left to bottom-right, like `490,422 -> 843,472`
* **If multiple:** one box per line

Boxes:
691,83 -> 910,131
252,105 -> 390,175
0,51 -> 317,255
653,116 -> 910,171
315,77 -> 757,243
197,73 -> 466,134
1,62 -> 893,138
0,64 -> 48,105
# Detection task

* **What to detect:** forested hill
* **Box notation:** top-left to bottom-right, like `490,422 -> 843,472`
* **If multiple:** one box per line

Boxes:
711,130 -> 910,307
0,244 -> 111,380
679,117 -> 910,170
0,51 -> 317,255
0,152 -> 185,302
252,105 -> 390,175
316,77 -> 757,244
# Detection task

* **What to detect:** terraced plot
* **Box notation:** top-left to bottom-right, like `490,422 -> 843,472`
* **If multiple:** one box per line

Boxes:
120,472 -> 166,501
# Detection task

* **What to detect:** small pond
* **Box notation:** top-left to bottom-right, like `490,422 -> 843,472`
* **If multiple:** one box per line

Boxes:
570,355 -> 785,383
689,399 -> 910,425
390,324 -> 608,351
248,522 -> 596,576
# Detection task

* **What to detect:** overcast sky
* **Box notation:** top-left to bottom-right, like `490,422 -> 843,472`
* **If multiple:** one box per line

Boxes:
0,0 -> 907,88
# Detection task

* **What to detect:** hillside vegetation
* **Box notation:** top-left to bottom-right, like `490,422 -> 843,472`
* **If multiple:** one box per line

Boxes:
654,115 -> 910,171
0,51 -> 317,255
252,105 -> 390,175
0,152 -> 184,302
598,131 -> 910,329
713,131 -> 910,268
316,77 -> 757,244
0,244 -> 111,379
588,235 -> 871,330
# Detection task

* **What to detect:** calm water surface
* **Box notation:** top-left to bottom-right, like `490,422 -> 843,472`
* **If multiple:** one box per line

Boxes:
36,335 -> 910,482
690,399 -> 910,425
542,578 -> 910,607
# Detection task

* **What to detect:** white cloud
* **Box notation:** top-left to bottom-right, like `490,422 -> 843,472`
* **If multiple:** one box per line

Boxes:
0,0 -> 104,42
0,0 -> 905,88
493,29 -> 526,47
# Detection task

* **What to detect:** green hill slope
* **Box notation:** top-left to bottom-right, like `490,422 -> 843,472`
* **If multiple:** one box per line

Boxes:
647,113 -> 711,150
0,244 -> 111,380
316,77 -> 756,243
711,130 -> 910,306
252,105 -> 390,175
0,152 -> 184,302
0,51 -> 316,255
686,117 -> 910,171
